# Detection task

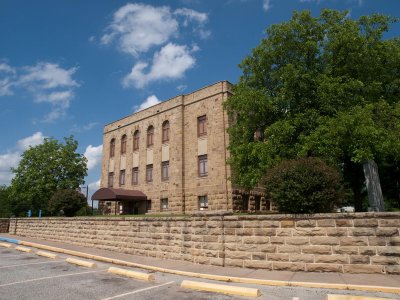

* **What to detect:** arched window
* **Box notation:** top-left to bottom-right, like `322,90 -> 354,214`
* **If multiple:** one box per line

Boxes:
162,120 -> 169,143
133,130 -> 140,151
110,139 -> 115,158
121,135 -> 127,154
147,126 -> 154,147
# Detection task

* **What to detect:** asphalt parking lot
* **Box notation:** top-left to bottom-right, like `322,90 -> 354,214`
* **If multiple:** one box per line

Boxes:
0,246 -> 399,300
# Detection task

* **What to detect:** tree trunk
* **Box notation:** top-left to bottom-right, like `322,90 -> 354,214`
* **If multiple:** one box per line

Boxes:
363,160 -> 385,211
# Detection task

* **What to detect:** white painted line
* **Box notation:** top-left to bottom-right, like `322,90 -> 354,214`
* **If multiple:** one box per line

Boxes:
0,270 -> 103,287
0,261 -> 61,269
101,281 -> 175,300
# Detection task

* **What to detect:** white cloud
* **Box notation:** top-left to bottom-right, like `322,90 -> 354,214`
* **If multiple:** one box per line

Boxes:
71,122 -> 98,133
88,179 -> 100,192
84,144 -> 103,170
0,62 -> 17,96
134,95 -> 161,112
174,8 -> 210,38
0,63 -> 16,74
123,43 -> 196,88
263,0 -> 272,11
101,3 -> 179,56
17,132 -> 46,150
177,84 -> 187,92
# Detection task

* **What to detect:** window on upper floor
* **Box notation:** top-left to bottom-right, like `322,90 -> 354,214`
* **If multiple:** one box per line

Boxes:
119,169 -> 125,186
161,161 -> 169,181
198,154 -> 208,177
121,135 -> 127,154
146,164 -> 153,182
108,172 -> 114,188
110,139 -> 115,158
147,126 -> 154,147
162,120 -> 170,143
133,130 -> 140,151
132,167 -> 138,185
198,115 -> 207,137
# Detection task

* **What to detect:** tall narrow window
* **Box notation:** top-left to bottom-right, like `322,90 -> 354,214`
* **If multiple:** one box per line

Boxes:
110,139 -> 115,158
162,120 -> 170,143
132,167 -> 138,185
146,164 -> 153,182
198,154 -> 208,177
198,196 -> 208,210
108,172 -> 114,188
161,161 -> 169,181
119,169 -> 125,186
147,126 -> 154,147
133,130 -> 140,151
197,115 -> 207,137
121,135 -> 127,154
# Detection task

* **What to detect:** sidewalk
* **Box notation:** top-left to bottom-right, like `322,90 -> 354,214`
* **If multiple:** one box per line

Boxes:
1,233 -> 399,294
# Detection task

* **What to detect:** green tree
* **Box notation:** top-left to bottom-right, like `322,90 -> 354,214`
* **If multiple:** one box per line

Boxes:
265,158 -> 343,214
48,189 -> 87,217
9,136 -> 87,216
0,185 -> 12,218
225,9 -> 400,211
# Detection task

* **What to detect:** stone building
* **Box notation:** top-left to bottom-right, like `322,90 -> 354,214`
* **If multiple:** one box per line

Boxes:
92,81 -> 269,214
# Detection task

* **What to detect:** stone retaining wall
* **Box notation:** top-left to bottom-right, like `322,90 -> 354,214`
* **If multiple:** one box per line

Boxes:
0,218 -> 9,233
8,212 -> 400,274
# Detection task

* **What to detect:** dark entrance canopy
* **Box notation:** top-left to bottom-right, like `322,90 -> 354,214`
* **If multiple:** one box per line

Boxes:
91,187 -> 147,201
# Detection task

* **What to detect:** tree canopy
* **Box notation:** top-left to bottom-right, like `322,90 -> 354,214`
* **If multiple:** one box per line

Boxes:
225,9 -> 400,211
48,189 -> 87,217
9,135 -> 87,216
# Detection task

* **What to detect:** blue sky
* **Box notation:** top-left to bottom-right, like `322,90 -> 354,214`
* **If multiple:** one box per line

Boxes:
1,0 -> 399,199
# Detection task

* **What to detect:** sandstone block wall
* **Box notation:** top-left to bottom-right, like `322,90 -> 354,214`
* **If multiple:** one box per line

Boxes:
0,218 -> 9,233
8,212 -> 400,274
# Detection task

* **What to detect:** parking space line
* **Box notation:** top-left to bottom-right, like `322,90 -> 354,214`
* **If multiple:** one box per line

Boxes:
0,260 -> 62,269
101,281 -> 175,300
0,270 -> 104,288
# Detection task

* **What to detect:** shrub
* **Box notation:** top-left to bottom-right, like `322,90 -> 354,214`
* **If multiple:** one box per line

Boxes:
265,157 -> 343,214
48,189 -> 87,217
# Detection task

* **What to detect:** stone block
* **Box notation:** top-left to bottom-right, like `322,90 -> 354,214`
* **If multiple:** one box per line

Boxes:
353,219 -> 378,227
276,229 -> 293,237
259,245 -> 277,253
350,255 -> 370,264
306,263 -> 343,273
316,219 -> 335,227
252,253 -> 266,260
244,260 -> 272,269
296,220 -> 316,227
224,258 -> 243,268
235,228 -> 253,236
267,253 -> 289,262
315,255 -> 349,264
376,228 -> 399,237
281,220 -> 295,228
379,219 -> 400,227
286,237 -> 309,245
310,237 -> 340,245
273,262 -> 305,271
270,237 -> 285,244
290,254 -> 314,263
389,237 -> 400,246
368,237 -> 387,246
358,247 -> 376,255
340,237 -> 368,246
333,246 -> 358,255
277,245 -> 301,254
242,236 -> 269,244
343,264 -> 384,274
225,251 -> 252,260
377,246 -> 400,257
293,228 -> 326,236
350,228 -> 376,236
336,219 -> 353,227
253,228 -> 277,236
260,221 -> 280,228
371,256 -> 399,265
325,228 -> 348,236
385,265 -> 400,274
302,246 -> 332,255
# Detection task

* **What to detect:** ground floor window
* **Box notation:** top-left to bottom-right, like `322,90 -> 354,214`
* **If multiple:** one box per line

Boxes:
198,195 -> 208,210
147,200 -> 152,212
161,198 -> 168,210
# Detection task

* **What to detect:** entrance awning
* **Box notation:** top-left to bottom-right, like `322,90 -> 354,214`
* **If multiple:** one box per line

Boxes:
91,188 -> 147,201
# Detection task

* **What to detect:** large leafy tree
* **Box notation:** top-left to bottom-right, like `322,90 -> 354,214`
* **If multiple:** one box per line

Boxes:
225,10 -> 400,211
0,185 -> 11,218
9,136 -> 87,216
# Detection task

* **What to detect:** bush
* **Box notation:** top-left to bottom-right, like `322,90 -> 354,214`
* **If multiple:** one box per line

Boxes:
48,189 -> 87,217
265,157 -> 343,214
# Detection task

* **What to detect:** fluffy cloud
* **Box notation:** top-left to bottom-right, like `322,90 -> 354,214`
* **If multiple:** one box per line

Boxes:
134,95 -> 161,112
84,144 -> 103,170
123,43 -> 196,88
101,3 -> 178,56
101,3 -> 209,88
0,61 -> 80,122
263,0 -> 272,11
88,179 -> 100,192
0,132 -> 46,185
71,122 -> 98,133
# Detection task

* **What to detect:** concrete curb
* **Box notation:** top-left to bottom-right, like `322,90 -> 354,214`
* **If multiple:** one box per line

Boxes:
0,242 -> 13,248
4,237 -> 400,295
181,280 -> 261,297
326,294 -> 391,300
15,246 -> 32,253
65,257 -> 97,268
36,251 -> 58,259
108,267 -> 155,281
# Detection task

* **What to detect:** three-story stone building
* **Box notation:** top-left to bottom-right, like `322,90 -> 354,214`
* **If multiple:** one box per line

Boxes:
92,81 -> 269,214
